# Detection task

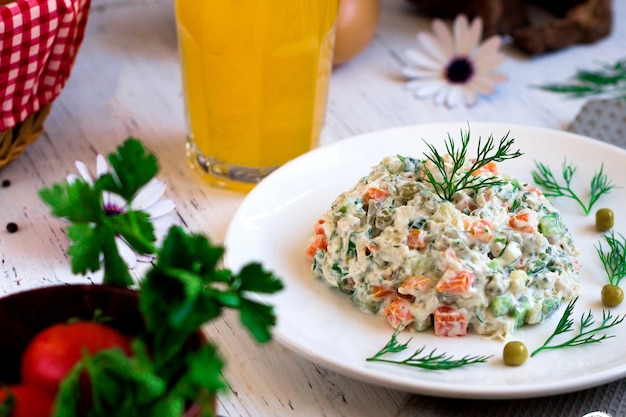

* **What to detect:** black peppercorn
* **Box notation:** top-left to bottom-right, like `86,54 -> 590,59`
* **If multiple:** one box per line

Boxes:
6,222 -> 18,233
1,179 -> 10,187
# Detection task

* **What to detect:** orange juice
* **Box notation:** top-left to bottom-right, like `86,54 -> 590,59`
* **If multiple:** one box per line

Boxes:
174,0 -> 339,192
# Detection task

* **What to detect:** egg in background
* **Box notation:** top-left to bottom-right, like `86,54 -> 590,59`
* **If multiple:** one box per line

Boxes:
333,0 -> 380,65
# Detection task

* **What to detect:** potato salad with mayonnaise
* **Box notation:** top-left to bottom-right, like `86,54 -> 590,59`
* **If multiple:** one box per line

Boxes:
306,151 -> 581,339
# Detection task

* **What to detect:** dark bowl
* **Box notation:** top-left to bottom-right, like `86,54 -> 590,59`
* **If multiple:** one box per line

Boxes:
0,284 -> 213,416
0,284 -> 143,384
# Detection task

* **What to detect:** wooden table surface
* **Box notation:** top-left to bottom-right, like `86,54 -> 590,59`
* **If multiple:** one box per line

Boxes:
1,0 -> 625,415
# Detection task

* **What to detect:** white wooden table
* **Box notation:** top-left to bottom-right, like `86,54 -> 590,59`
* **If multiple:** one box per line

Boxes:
1,0 -> 625,415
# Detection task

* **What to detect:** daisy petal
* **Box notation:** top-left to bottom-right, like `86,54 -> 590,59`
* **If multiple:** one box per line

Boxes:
434,84 -> 452,106
75,161 -> 94,185
143,199 -> 176,218
407,79 -> 447,98
431,19 -> 454,58
473,37 -> 505,71
135,254 -> 155,263
456,15 -> 482,56
66,174 -> 80,184
401,66 -> 439,79
96,154 -> 108,177
103,191 -> 127,213
131,178 -> 167,210
405,48 -> 444,71
474,36 -> 502,60
115,237 -> 138,269
490,72 -> 508,83
416,31 -> 449,64
152,215 -> 181,244
445,86 -> 465,108
463,88 -> 478,106
469,75 -> 496,95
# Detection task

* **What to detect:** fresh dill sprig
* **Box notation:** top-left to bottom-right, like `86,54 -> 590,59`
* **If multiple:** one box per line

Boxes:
536,58 -> 626,100
531,297 -> 626,357
366,330 -> 492,370
532,159 -> 617,215
422,128 -> 522,202
595,231 -> 626,286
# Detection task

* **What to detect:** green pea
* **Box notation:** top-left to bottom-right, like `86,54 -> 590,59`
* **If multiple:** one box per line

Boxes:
502,341 -> 528,366
601,284 -> 624,307
595,208 -> 614,232
399,183 -> 418,202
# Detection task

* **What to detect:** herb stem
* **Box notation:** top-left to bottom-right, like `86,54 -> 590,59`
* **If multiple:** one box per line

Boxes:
596,231 -> 626,286
422,128 -> 522,202
537,58 -> 626,100
367,330 -> 491,370
531,297 -> 626,357
532,160 -> 617,215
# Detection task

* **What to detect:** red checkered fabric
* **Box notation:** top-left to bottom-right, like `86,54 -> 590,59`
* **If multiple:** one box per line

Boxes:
0,0 -> 90,131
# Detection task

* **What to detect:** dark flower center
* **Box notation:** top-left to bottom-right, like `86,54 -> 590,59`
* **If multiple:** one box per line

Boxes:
445,57 -> 474,84
104,203 -> 124,216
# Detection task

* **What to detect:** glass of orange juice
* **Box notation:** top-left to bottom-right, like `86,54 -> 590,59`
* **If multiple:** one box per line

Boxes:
173,0 -> 339,192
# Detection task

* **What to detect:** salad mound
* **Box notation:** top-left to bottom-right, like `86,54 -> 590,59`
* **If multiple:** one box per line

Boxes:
306,153 -> 581,339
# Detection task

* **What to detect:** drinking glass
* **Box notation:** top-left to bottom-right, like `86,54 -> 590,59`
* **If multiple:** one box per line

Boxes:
174,0 -> 339,192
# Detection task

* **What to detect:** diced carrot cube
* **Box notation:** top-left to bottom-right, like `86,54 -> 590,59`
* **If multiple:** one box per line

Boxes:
471,161 -> 498,176
435,269 -> 473,294
384,299 -> 414,330
364,187 -> 389,203
508,210 -> 537,233
372,285 -> 394,299
434,305 -> 468,337
305,234 -> 327,257
313,219 -> 325,235
399,275 -> 432,295
366,240 -> 380,253
406,229 -> 427,250
469,219 -> 494,243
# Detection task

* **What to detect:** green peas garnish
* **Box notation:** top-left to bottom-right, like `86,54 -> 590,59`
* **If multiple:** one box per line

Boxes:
503,341 -> 528,366
601,284 -> 624,307
595,208 -> 614,232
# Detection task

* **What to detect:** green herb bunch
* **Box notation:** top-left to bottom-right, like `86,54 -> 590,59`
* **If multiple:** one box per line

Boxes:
596,231 -> 626,287
422,128 -> 522,202
537,58 -> 626,100
532,159 -> 617,215
531,298 -> 625,357
40,138 -> 284,417
39,139 -> 160,287
367,330 -> 491,370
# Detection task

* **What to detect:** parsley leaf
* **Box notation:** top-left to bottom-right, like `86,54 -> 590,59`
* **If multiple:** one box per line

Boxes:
39,138 -> 160,286
43,138 -> 284,416
53,225 -> 282,417
105,138 -> 159,201
140,226 -> 283,362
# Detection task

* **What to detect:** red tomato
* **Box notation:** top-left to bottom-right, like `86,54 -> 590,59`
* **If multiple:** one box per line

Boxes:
21,321 -> 132,393
0,384 -> 55,417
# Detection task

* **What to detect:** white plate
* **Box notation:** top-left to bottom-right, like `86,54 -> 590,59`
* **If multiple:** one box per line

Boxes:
224,122 -> 626,399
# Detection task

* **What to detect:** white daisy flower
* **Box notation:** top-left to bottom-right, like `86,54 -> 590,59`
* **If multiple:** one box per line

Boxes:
67,154 -> 180,269
402,14 -> 507,108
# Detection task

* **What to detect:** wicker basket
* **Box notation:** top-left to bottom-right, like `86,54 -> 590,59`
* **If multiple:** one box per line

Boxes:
0,105 -> 51,170
0,0 -> 90,170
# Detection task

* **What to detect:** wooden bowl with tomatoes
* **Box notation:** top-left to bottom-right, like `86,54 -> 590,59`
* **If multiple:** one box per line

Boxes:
0,284 -> 142,416
0,284 -> 141,385
0,284 -> 213,417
